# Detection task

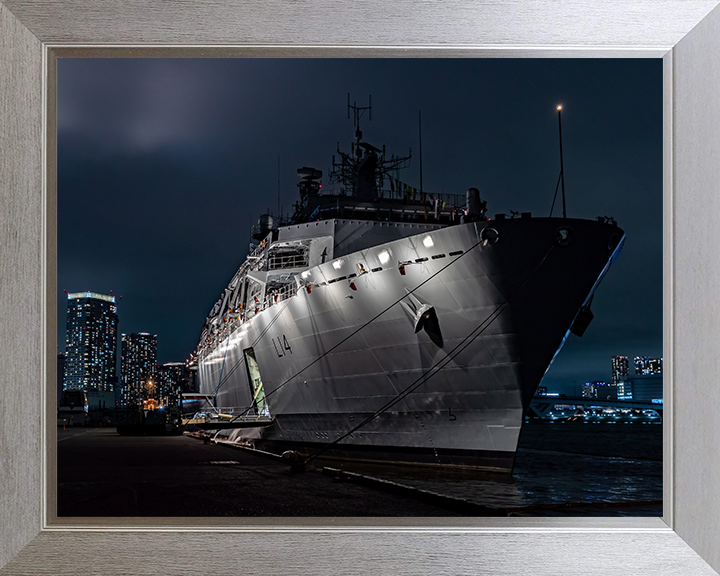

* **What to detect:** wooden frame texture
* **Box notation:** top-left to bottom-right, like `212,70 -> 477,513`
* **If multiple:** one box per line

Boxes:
1,1 -> 720,574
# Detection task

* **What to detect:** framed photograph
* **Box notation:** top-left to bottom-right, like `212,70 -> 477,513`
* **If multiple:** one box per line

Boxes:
53,56 -> 664,519
1,1 -> 720,574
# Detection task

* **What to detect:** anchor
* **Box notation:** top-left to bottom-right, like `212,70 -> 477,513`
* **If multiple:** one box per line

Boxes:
400,288 -> 443,347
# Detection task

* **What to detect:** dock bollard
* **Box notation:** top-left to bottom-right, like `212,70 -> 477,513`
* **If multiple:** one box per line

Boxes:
281,450 -> 306,471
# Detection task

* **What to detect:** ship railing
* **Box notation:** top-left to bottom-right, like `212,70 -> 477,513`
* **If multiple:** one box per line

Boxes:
267,253 -> 309,270
220,244 -> 265,292
189,409 -> 269,420
376,188 -> 466,207
248,242 -> 265,259
185,410 -> 273,427
248,243 -> 268,272
197,280 -> 299,359
264,282 -> 298,308
317,184 -> 466,208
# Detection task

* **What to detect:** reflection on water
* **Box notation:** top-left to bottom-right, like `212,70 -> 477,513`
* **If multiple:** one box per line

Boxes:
316,422 -> 662,516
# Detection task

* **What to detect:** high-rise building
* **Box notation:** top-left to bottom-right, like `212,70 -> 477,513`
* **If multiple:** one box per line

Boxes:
582,381 -> 611,399
64,292 -> 118,392
634,356 -> 663,375
611,356 -> 629,384
617,374 -> 663,402
155,362 -> 190,407
120,333 -> 157,406
617,380 -> 632,400
649,358 -> 663,374
581,382 -> 596,398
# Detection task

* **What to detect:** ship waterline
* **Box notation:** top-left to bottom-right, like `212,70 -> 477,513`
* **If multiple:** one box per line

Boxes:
196,217 -> 624,471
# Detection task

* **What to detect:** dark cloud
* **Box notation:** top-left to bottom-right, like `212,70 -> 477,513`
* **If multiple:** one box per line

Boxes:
58,58 -> 662,391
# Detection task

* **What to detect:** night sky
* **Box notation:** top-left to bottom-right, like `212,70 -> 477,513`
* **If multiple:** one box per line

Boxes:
57,58 -> 662,394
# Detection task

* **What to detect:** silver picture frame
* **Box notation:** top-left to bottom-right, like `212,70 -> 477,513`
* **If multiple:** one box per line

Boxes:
1,1 -> 719,574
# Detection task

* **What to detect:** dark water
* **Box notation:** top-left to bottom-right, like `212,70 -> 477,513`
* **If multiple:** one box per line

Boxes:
319,422 -> 663,516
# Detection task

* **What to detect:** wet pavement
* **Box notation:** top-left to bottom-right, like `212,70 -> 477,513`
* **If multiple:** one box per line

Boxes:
57,423 -> 662,518
57,428 -> 468,517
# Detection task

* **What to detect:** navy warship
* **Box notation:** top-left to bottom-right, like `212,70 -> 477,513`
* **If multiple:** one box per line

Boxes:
190,99 -> 624,471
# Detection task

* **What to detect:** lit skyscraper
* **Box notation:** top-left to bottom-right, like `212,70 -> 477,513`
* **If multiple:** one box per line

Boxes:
611,356 -> 629,384
120,332 -> 157,406
634,356 -> 663,375
64,292 -> 118,392
649,358 -> 663,374
155,362 -> 189,407
581,381 -> 598,398
582,381 -> 612,399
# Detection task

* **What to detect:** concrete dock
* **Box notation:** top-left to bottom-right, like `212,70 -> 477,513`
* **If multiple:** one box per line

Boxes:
57,427 -> 476,517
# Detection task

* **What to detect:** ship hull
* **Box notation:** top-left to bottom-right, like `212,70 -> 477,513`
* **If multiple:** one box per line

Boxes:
197,217 -> 624,472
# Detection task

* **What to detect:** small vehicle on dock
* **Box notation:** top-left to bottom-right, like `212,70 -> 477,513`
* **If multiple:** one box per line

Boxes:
57,390 -> 88,426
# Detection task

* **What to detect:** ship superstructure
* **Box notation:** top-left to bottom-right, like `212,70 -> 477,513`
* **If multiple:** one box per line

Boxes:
191,98 -> 624,471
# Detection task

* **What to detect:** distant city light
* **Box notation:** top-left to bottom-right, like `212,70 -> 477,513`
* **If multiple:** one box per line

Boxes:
67,291 -> 115,303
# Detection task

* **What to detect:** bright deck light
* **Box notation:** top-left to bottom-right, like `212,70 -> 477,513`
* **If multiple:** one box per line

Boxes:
332,259 -> 344,270
378,250 -> 390,265
422,235 -> 434,248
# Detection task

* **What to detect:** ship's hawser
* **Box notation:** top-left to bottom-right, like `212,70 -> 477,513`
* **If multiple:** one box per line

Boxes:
192,102 -> 624,472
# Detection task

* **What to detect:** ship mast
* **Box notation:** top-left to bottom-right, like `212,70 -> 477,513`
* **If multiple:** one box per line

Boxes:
349,93 -> 372,148
330,94 -> 411,198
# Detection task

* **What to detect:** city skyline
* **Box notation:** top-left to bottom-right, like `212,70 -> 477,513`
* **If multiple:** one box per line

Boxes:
57,58 -> 662,393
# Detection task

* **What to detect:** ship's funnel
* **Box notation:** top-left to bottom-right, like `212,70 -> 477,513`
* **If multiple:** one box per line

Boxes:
465,187 -> 488,222
466,187 -> 481,217
355,152 -> 378,201
252,214 -> 275,240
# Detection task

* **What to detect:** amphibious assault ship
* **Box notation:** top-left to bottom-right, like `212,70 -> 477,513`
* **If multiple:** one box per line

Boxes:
190,99 -> 624,471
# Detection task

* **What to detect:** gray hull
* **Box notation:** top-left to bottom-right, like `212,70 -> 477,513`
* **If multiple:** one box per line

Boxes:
197,217 -> 623,471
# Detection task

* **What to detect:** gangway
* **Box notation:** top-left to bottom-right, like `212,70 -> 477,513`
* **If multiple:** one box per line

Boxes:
183,412 -> 274,430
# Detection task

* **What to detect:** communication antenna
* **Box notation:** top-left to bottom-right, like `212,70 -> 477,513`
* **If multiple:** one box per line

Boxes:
549,104 -> 567,218
557,104 -> 566,218
418,110 -> 423,196
348,93 -> 372,144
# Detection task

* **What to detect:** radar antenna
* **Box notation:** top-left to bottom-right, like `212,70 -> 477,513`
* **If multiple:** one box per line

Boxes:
348,93 -> 372,148
330,95 -> 411,198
